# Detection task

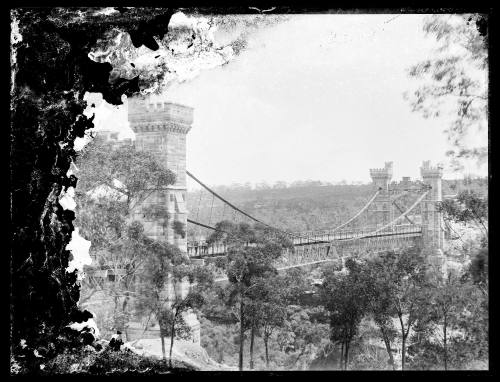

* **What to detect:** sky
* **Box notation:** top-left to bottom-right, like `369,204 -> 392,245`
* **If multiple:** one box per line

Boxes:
84,14 -> 488,188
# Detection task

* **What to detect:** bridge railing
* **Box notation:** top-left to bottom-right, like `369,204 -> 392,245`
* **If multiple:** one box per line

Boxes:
291,223 -> 421,244
187,224 -> 422,257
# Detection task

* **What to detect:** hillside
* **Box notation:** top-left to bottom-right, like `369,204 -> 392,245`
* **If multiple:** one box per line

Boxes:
186,177 -> 488,236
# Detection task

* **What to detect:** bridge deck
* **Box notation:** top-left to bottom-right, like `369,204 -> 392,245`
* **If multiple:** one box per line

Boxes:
187,224 -> 422,257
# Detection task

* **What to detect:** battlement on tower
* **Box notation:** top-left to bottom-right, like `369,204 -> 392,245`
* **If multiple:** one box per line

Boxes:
420,161 -> 443,178
128,96 -> 194,134
369,161 -> 393,179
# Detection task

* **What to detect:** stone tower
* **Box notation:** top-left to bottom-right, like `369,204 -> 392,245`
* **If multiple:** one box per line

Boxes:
128,97 -> 193,252
127,96 -> 200,344
420,161 -> 445,263
369,162 -> 393,229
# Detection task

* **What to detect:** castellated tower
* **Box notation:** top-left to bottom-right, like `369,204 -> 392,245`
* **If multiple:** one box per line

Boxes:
128,97 -> 193,252
369,162 -> 393,229
420,161 -> 445,268
128,97 -> 200,345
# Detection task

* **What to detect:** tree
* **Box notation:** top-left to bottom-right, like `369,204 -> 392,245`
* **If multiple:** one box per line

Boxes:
468,246 -> 488,296
260,299 -> 287,368
320,258 -> 370,370
439,190 -> 488,244
451,284 -> 488,369
359,261 -> 399,370
256,269 -> 311,368
74,138 -> 176,336
427,272 -> 467,370
199,316 -> 237,364
361,248 -> 431,370
406,265 -> 488,370
135,242 -> 213,366
207,221 -> 292,370
405,14 -> 488,170
243,274 -> 290,369
165,265 -> 214,367
277,305 -> 330,370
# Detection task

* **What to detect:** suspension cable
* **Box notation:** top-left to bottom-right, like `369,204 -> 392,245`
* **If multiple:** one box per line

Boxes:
392,199 -> 415,225
341,190 -> 429,242
187,170 -> 300,238
187,218 -> 221,232
328,189 -> 381,233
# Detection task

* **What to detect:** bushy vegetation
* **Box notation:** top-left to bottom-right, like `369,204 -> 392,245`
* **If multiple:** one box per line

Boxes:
37,346 -> 196,374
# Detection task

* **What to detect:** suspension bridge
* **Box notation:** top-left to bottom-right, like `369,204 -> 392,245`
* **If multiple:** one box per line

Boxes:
183,161 -> 445,281
81,98 -> 452,344
87,98 -> 447,285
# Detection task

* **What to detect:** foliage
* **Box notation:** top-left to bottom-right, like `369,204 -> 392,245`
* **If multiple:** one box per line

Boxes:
423,272 -> 469,370
406,265 -> 488,370
200,317 -> 238,364
207,221 -> 291,370
439,190 -> 488,242
39,346 -> 196,374
277,305 -> 330,370
242,274 -> 291,369
370,248 -> 431,370
320,258 -> 371,370
74,138 -> 177,335
172,220 -> 186,239
134,241 -> 213,365
468,246 -> 488,294
405,14 -> 488,170
76,138 -> 176,208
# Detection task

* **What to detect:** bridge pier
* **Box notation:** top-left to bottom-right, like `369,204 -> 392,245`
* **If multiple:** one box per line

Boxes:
369,162 -> 393,229
128,96 -> 201,345
420,161 -> 446,274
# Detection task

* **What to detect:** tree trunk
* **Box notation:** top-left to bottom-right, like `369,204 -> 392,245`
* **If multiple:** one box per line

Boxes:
169,310 -> 177,368
381,328 -> 395,370
344,340 -> 349,370
401,335 -> 406,371
249,324 -> 255,370
339,342 -> 344,370
239,299 -> 244,371
264,335 -> 270,369
217,340 -> 224,363
113,294 -> 119,331
160,334 -> 166,362
122,293 -> 129,341
443,315 -> 448,370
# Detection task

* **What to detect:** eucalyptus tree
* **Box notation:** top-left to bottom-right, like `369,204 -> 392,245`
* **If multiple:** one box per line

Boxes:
320,258 -> 370,370
406,14 -> 488,170
364,248 -> 431,370
75,137 -> 177,336
207,221 -> 292,370
135,241 -> 214,366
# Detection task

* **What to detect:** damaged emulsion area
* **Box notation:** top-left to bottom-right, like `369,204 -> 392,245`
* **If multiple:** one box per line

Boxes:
10,7 -> 183,372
